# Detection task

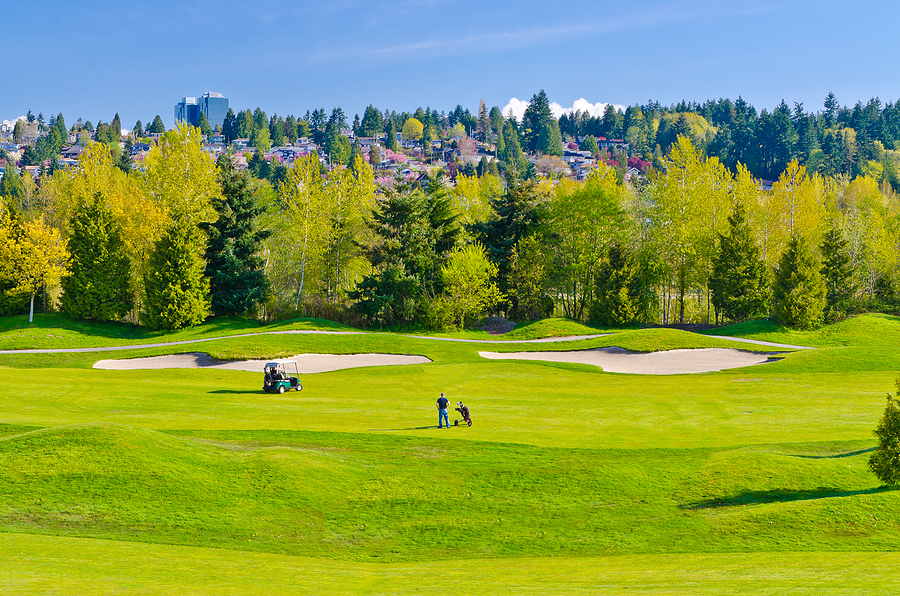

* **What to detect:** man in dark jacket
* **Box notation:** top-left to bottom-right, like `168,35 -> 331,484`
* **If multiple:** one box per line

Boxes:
436,392 -> 450,428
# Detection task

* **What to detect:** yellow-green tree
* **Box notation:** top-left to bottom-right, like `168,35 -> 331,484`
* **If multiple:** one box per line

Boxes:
41,142 -> 161,315
4,215 -> 69,322
649,136 -> 730,323
547,163 -> 630,320
322,154 -> 376,302
451,174 -> 503,243
428,243 -> 503,330
401,117 -> 424,142
273,154 -> 329,310
140,124 -> 219,328
141,123 -> 218,228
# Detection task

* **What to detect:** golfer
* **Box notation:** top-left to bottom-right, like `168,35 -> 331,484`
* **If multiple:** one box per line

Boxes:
436,392 -> 450,428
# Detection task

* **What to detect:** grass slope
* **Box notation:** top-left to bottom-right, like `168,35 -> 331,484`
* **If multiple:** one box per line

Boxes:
2,533 -> 895,595
1,313 -> 900,593
705,313 -> 900,348
0,425 -> 895,562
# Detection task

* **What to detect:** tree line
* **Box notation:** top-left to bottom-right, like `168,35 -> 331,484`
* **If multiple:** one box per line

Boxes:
3,88 -> 900,330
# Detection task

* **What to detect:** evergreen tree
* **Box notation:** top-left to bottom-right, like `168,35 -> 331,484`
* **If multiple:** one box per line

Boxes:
820,222 -> 854,319
132,120 -> 143,138
222,108 -> 236,143
197,111 -> 212,136
269,115 -> 285,147
110,113 -> 122,142
350,175 -> 458,326
369,143 -> 382,167
143,222 -> 210,330
536,119 -> 563,156
60,193 -> 132,320
469,178 -> 542,316
773,234 -> 826,329
476,99 -> 491,140
522,90 -> 552,152
500,120 -> 527,177
384,119 -> 397,151
590,241 -> 642,326
360,105 -> 383,137
200,154 -> 272,317
869,377 -> 900,485
710,202 -> 770,323
149,115 -> 166,134
579,135 -> 599,154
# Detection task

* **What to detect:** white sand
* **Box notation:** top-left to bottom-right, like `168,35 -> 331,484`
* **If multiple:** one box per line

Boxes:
478,347 -> 775,375
93,353 -> 431,373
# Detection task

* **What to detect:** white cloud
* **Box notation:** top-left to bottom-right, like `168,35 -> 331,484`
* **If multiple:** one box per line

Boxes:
500,98 -> 531,122
502,98 -> 627,122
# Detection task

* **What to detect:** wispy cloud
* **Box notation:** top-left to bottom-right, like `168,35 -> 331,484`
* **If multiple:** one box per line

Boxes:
308,0 -> 780,65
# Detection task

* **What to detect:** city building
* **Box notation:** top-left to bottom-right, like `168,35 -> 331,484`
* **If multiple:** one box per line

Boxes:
174,92 -> 228,130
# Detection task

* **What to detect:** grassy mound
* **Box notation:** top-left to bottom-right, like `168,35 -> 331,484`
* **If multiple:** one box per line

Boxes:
706,313 -> 900,348
0,313 -> 354,351
0,425 -> 896,562
502,318 -> 614,340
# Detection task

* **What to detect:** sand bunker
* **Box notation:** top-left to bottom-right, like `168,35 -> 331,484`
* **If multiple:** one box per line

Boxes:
478,347 -> 775,375
93,353 -> 431,373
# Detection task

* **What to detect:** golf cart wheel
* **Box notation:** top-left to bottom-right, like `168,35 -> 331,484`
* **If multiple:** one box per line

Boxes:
454,420 -> 458,426
296,384 -> 302,392
278,385 -> 285,394
467,420 -> 472,427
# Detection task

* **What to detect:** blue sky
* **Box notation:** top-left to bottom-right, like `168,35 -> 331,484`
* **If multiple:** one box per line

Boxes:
4,0 -> 897,129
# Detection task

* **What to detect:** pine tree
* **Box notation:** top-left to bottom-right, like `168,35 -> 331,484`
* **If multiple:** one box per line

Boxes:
369,143 -> 382,168
710,202 -> 770,323
222,108 -> 236,143
773,234 -> 826,329
869,377 -> 900,485
820,222 -> 854,319
149,115 -> 166,134
197,111 -> 212,137
60,193 -> 132,320
143,222 -> 210,330
200,154 -> 272,317
110,113 -> 122,142
476,99 -> 490,141
469,178 -> 542,316
522,90 -> 552,152
384,119 -> 397,151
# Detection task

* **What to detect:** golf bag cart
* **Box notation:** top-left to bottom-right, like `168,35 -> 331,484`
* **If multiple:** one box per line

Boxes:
263,361 -> 302,394
454,402 -> 472,426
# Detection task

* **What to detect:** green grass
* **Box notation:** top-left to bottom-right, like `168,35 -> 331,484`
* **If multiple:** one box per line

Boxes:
2,533 -> 895,595
2,313 -> 900,593
705,313 -> 900,348
0,425 -> 894,561
0,313 -> 355,351
503,317 -> 615,339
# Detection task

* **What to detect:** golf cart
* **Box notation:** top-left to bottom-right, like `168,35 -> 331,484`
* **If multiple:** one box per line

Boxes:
263,361 -> 302,394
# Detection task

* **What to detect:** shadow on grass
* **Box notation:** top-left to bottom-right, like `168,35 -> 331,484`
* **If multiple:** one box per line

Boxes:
788,447 -> 875,459
207,390 -> 267,395
369,426 -> 460,431
682,485 -> 894,510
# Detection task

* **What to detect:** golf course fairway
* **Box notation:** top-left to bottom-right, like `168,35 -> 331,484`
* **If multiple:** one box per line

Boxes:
0,313 -> 899,593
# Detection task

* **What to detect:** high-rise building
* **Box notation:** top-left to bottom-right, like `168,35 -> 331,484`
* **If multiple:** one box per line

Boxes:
174,96 -> 199,127
198,92 -> 228,130
174,92 -> 228,130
